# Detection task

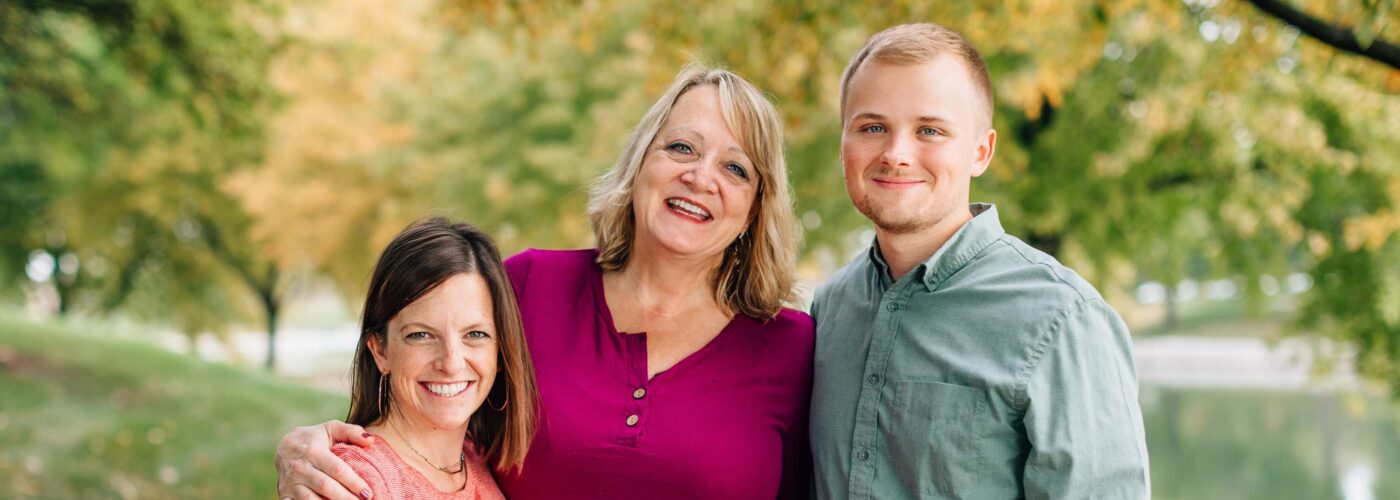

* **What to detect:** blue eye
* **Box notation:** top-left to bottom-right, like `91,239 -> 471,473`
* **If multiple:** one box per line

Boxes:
467,330 -> 491,339
862,124 -> 886,134
667,142 -> 694,154
725,163 -> 749,180
406,331 -> 430,340
919,127 -> 943,136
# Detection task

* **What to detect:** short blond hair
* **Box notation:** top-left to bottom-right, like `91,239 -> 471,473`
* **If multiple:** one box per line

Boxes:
587,64 -> 800,320
840,23 -> 994,127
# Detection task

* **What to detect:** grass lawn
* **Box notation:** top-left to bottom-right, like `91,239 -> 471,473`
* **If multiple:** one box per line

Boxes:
0,311 -> 347,499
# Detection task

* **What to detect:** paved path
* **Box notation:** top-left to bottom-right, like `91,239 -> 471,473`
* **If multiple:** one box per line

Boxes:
1132,335 -> 1358,391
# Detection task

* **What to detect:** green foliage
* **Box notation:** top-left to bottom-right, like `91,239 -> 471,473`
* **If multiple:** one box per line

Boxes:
1,0 -> 288,360
0,310 -> 345,498
4,0 -> 1400,390
0,161 -> 51,292
417,1 -> 1400,392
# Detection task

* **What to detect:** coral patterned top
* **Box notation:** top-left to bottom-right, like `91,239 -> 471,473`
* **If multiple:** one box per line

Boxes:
333,433 -> 504,500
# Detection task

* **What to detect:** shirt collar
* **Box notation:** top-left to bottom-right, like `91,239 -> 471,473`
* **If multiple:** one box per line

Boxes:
866,203 -> 1005,291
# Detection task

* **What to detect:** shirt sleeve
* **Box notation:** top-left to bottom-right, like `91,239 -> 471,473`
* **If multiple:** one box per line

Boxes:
1020,298 -> 1151,499
808,282 -> 825,319
503,249 -> 535,298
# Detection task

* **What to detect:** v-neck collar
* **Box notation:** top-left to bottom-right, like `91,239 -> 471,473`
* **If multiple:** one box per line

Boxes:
587,252 -> 745,381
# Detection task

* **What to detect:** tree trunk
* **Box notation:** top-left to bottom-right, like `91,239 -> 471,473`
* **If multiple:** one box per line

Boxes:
54,266 -> 76,317
55,280 -> 72,316
262,291 -> 279,371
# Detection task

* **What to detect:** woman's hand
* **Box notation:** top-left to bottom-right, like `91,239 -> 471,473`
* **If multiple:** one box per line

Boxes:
275,420 -> 375,500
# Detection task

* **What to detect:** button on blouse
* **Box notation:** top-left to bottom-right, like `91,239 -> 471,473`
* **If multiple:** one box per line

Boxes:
497,249 -> 815,500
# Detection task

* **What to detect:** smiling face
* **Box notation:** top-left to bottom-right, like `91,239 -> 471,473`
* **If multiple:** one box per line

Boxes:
369,273 -> 498,433
841,56 -> 996,235
631,85 -> 758,263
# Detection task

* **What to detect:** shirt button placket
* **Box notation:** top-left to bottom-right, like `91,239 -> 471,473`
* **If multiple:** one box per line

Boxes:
620,334 -> 648,446
627,388 -> 645,428
851,288 -> 905,498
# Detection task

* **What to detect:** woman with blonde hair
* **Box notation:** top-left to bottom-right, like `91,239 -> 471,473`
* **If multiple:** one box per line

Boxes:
276,64 -> 813,499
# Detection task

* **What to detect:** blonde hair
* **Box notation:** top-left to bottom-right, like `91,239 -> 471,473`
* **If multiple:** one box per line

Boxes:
587,64 -> 800,320
840,23 -> 994,127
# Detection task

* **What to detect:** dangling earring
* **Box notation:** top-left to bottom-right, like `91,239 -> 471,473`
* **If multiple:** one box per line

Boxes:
488,355 -> 509,412
487,391 -> 508,411
378,372 -> 390,417
733,227 -> 749,259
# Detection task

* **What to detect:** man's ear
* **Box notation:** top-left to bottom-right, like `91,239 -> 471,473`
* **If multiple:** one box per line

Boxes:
970,127 -> 997,178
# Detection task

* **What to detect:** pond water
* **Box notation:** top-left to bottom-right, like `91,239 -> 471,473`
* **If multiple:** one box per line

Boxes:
1143,387 -> 1400,499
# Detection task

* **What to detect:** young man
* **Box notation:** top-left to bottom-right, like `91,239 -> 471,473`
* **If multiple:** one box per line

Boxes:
808,23 -> 1150,499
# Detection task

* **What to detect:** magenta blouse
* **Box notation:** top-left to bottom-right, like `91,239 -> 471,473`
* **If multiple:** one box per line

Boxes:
496,249 -> 814,499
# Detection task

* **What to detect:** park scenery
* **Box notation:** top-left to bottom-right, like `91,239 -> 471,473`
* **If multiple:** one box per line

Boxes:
3,0 -> 1400,498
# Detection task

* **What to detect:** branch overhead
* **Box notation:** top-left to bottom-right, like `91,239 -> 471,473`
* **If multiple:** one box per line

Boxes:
1244,0 -> 1400,70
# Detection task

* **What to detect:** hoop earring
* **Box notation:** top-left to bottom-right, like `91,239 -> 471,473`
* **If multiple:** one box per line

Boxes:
487,390 -> 508,412
487,355 -> 510,412
378,373 -> 389,417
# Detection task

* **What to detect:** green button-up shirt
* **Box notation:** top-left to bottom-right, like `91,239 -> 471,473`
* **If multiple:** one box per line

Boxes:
810,204 -> 1150,499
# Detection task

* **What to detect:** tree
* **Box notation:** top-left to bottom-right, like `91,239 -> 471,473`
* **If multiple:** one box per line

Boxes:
10,0 -> 1399,385
1244,0 -> 1400,70
1,0 -> 285,367
424,0 -> 1400,393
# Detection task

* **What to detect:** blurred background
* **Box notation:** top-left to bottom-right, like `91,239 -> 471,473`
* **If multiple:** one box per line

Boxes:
2,0 -> 1399,498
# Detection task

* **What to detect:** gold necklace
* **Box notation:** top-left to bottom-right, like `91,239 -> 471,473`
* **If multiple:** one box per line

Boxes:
386,417 -> 465,474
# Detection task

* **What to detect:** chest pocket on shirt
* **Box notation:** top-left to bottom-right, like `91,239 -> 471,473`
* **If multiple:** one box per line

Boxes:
887,380 -> 993,498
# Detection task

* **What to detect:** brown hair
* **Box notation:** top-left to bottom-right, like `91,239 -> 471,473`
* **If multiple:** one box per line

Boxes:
346,217 -> 538,473
840,23 -> 994,128
587,63 -> 800,319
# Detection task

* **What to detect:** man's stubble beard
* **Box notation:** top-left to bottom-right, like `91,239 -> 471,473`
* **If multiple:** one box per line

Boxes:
853,192 -> 948,235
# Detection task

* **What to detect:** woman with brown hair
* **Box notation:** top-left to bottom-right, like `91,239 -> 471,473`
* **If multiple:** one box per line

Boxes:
332,217 -> 538,498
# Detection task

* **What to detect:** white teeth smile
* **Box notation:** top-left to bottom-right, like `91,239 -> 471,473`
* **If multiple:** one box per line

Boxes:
666,198 -> 712,220
425,382 -> 469,398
